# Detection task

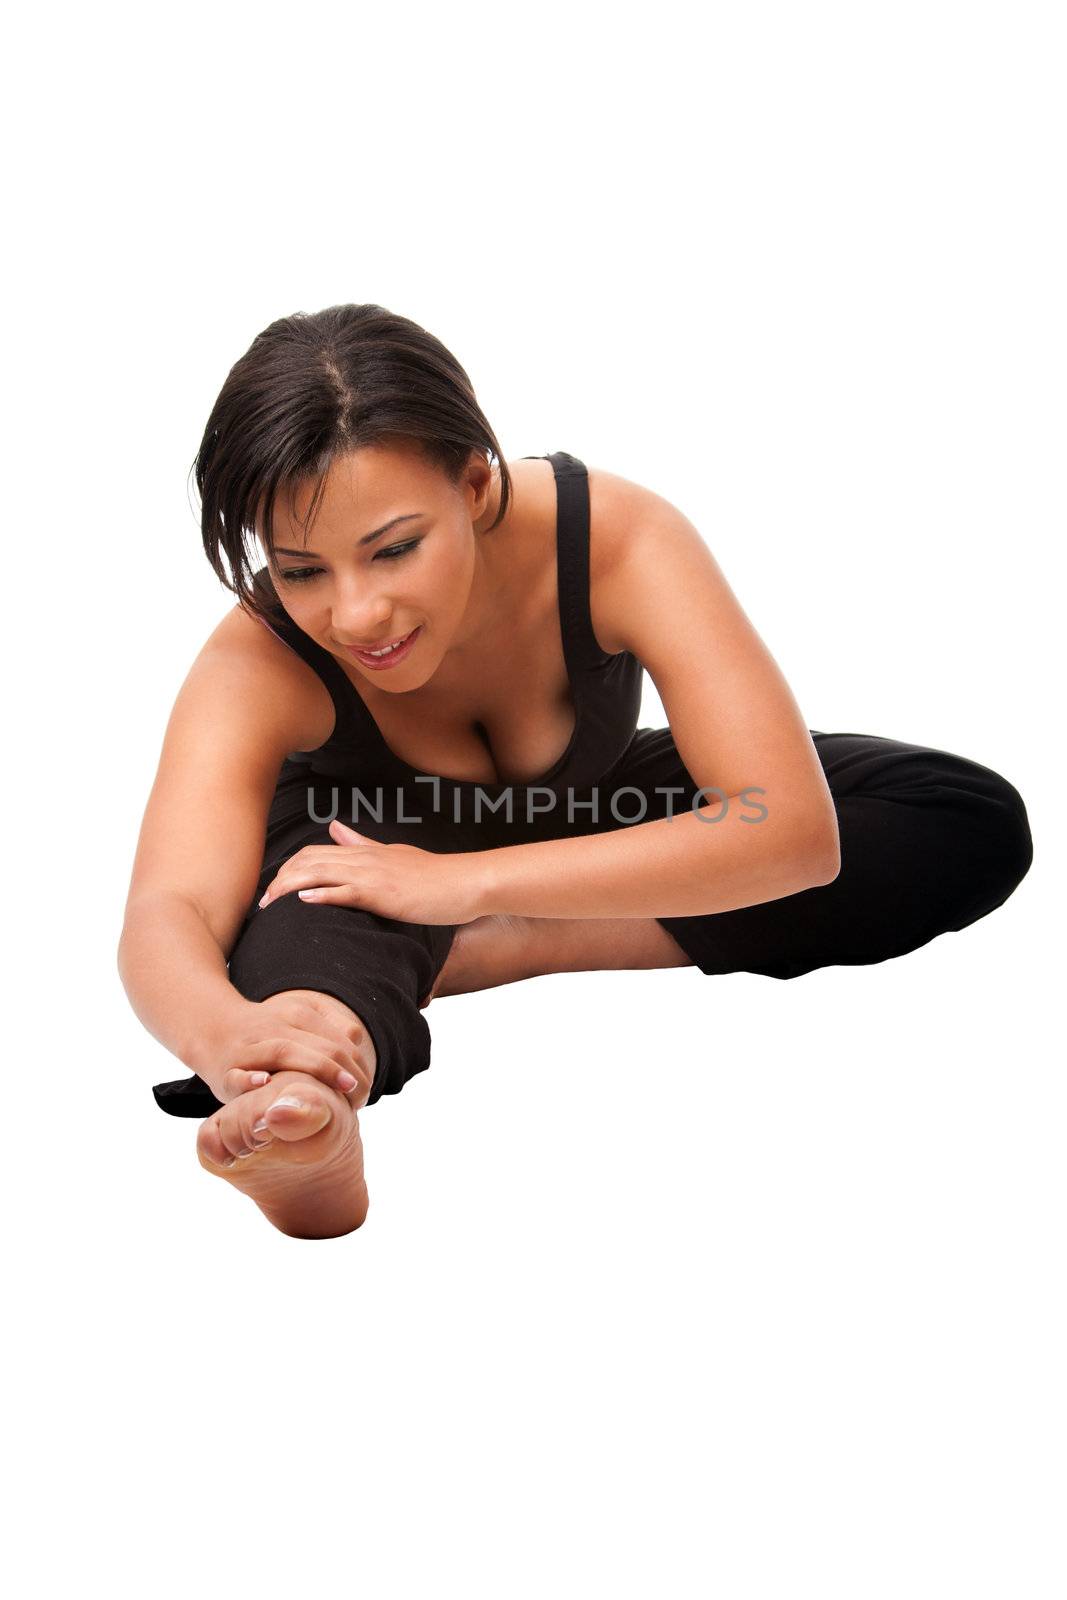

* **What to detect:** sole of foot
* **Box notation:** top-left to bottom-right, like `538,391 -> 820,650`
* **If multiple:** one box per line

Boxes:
196,1069 -> 369,1239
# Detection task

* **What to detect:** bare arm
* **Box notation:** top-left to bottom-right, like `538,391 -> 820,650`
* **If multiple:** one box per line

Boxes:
474,473 -> 840,919
117,606 -> 340,1088
118,890 -> 265,1074
473,802 -> 836,920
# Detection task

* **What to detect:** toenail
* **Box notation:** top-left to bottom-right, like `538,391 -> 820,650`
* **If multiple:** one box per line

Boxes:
269,1096 -> 306,1111
252,1117 -> 270,1134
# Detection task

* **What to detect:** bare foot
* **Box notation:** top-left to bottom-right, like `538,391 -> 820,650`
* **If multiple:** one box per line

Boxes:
196,1069 -> 369,1239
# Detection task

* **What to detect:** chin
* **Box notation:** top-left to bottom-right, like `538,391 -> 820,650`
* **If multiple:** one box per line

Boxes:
365,651 -> 435,692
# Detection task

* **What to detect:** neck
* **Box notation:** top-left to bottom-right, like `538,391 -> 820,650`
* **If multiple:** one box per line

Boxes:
450,537 -> 508,661
447,467 -> 511,657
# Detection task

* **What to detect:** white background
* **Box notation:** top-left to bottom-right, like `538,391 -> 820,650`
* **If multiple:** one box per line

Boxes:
7,2 -> 1063,1595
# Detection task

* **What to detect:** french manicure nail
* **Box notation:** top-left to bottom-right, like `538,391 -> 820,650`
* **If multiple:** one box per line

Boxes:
250,1072 -> 270,1086
252,1116 -> 270,1134
338,1070 -> 358,1091
269,1096 -> 306,1111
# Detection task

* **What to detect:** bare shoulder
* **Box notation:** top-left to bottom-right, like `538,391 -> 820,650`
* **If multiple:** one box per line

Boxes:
199,604 -> 336,753
586,465 -> 709,656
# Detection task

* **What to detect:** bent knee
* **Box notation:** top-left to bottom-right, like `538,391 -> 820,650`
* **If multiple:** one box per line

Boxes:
982,774 -> 1033,901
932,764 -> 1034,925
892,748 -> 1033,901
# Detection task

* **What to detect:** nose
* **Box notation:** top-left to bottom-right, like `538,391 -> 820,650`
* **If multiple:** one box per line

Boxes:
331,585 -> 393,642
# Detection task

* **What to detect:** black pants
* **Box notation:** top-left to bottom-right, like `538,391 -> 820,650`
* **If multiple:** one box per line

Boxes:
152,729 -> 1033,1118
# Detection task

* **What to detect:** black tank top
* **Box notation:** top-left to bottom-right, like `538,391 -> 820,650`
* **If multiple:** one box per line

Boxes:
251,451 -> 644,801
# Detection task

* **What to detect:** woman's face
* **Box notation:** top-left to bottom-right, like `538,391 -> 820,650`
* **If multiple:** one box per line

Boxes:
264,440 -> 499,691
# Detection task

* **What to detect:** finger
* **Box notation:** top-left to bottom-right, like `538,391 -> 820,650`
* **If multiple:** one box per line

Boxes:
259,876 -> 304,905
256,1000 -> 372,1082
289,1014 -> 373,1101
330,819 -> 368,842
261,866 -> 349,906
288,1039 -> 365,1096
277,998 -> 346,1035
235,1038 -> 370,1097
223,1062 -> 369,1113
217,1067 -> 274,1102
303,997 -> 371,1056
280,1023 -> 369,1087
258,851 -> 328,904
297,885 -> 363,906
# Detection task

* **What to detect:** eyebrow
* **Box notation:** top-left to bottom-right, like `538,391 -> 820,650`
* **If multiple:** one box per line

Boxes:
273,514 -> 423,558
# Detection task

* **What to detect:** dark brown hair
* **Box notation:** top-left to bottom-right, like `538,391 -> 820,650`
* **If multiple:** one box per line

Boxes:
192,303 -> 512,622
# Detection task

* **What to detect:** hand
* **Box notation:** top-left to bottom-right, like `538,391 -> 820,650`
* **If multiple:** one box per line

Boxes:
257,818 -> 488,926
188,991 -> 376,1108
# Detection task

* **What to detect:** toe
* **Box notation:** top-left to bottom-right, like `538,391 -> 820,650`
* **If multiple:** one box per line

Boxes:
256,1087 -> 335,1143
196,1116 -> 236,1172
195,1076 -> 354,1181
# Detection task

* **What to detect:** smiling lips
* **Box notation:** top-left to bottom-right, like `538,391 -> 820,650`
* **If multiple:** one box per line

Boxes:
351,629 -> 413,653
342,625 -> 422,669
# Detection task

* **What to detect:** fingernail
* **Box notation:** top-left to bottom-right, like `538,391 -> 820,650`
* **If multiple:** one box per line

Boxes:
258,892 -> 271,908
338,1070 -> 358,1091
250,1072 -> 270,1086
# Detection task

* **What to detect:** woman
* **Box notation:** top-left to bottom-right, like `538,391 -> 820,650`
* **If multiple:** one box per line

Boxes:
118,302 -> 1033,1239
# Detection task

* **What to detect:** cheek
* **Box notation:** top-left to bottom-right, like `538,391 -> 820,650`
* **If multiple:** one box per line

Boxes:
424,544 -> 468,602
279,592 -> 317,623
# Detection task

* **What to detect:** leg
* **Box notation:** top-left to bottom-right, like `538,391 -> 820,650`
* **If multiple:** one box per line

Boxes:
227,886 -> 456,1099
428,912 -> 692,1000
645,729 -> 1034,978
153,887 -> 457,1118
415,729 -> 1032,999
152,846 -> 459,1236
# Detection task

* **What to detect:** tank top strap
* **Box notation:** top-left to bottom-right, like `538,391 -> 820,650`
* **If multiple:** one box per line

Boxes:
532,451 -> 611,674
248,565 -> 366,746
249,449 -> 609,756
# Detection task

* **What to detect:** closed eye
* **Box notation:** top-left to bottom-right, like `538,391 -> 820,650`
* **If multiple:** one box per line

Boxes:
276,566 -> 320,585
277,539 -> 422,585
376,539 -> 422,562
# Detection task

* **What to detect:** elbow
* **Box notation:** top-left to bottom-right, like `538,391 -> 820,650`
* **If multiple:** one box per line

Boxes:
803,812 -> 841,887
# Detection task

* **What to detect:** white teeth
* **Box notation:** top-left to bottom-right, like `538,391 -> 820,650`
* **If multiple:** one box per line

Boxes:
364,632 -> 409,657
